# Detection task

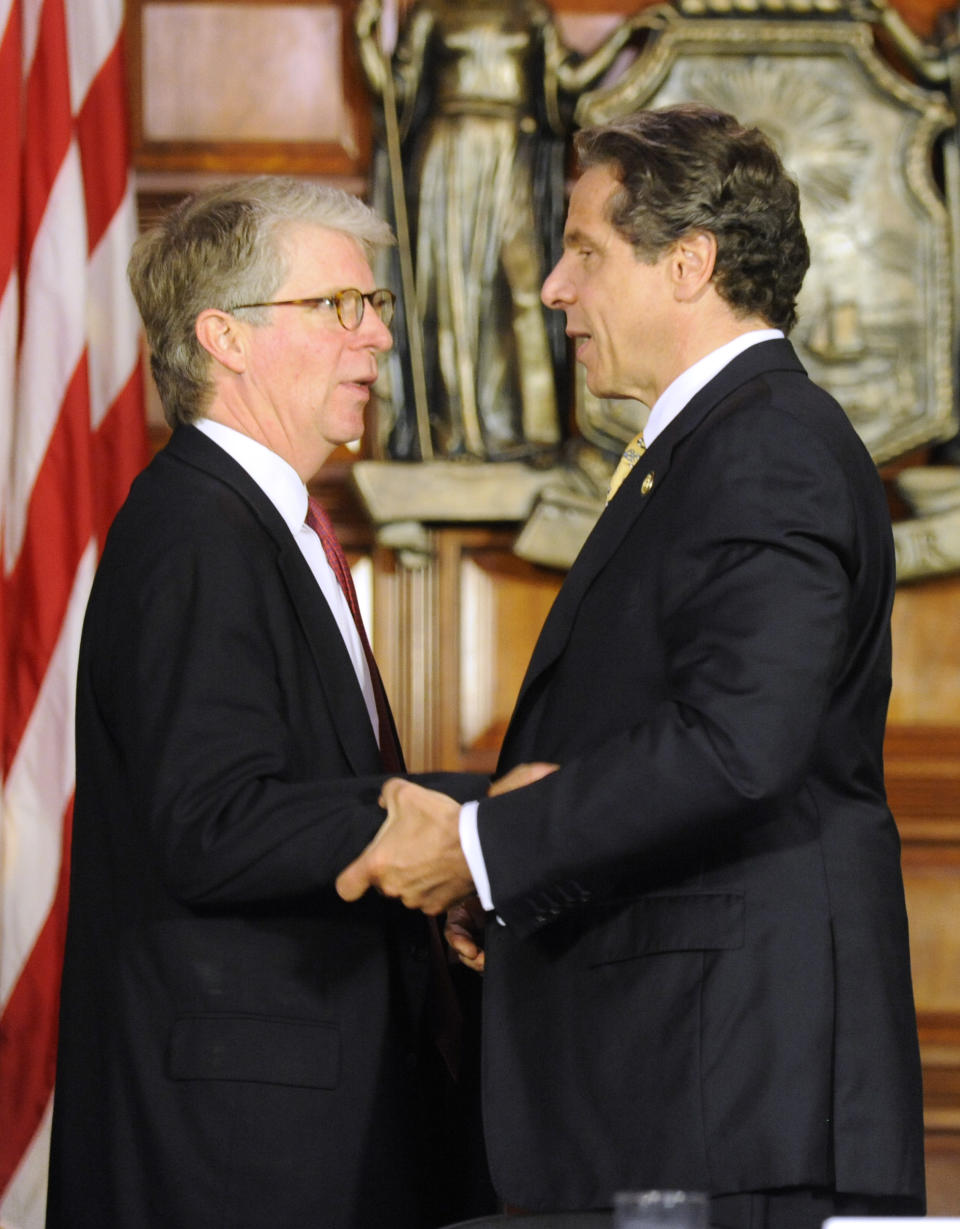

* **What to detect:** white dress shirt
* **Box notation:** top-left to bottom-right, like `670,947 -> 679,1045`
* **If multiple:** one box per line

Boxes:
194,418 -> 380,743
461,328 -> 784,911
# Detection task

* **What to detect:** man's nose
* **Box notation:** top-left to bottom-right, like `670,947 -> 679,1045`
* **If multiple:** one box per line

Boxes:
359,310 -> 393,352
541,259 -> 572,311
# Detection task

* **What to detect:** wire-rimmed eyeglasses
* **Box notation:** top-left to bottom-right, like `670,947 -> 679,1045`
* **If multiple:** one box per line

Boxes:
230,287 -> 396,331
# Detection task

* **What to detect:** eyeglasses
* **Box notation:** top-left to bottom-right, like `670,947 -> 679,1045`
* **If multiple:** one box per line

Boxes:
230,287 -> 396,331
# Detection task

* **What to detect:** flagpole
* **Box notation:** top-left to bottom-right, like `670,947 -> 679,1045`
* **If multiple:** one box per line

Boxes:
376,25 -> 434,461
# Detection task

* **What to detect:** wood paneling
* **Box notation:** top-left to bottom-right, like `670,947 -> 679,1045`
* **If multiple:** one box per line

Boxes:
890,575 -> 960,724
142,7 -> 341,141
885,718 -> 960,1209
927,1132 -> 960,1215
372,527 -> 562,773
887,569 -> 960,1208
458,546 -> 560,761
128,0 -> 371,175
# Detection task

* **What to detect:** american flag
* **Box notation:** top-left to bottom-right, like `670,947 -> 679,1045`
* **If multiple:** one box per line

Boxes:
0,1 -> 148,1224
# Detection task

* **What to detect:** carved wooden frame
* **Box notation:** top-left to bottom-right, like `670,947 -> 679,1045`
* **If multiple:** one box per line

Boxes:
127,0 -> 371,176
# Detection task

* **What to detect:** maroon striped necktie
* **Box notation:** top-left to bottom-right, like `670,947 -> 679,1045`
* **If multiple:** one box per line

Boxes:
306,497 -> 403,773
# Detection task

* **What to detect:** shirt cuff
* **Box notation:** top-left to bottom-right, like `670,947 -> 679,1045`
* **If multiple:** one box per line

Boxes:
459,799 -> 494,912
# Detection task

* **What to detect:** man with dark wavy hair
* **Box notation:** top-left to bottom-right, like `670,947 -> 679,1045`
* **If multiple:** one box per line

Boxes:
338,103 -> 926,1227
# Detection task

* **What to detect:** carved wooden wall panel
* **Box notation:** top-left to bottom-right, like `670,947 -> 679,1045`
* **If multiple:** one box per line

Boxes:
885,569 -> 960,1211
371,528 -> 562,774
890,576 -> 960,723
129,0 -> 372,176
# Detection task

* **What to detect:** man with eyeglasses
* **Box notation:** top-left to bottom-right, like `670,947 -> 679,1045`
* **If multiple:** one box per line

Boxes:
47,177 -> 489,1229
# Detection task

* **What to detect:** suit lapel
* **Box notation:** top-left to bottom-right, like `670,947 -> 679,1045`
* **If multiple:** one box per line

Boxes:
164,427 -> 383,775
276,543 -> 384,774
502,340 -> 806,758
499,432 -> 669,767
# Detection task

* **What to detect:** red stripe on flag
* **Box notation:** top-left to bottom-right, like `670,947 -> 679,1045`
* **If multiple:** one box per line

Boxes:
0,796 -> 73,1193
2,357 -> 94,775
76,35 -> 129,254
1,0 -> 23,776
20,0 -> 74,272
0,1 -> 21,290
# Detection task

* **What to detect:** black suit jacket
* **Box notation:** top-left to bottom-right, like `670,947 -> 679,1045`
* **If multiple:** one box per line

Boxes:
475,340 -> 925,1210
47,426 -> 484,1229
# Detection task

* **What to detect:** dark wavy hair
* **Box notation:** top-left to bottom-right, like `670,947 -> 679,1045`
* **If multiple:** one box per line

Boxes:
573,102 -> 810,333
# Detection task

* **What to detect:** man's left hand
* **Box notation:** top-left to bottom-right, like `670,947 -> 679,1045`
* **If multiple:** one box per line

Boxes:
335,778 -> 474,914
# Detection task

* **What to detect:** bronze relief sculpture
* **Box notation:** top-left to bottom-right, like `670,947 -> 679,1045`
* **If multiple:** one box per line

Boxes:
356,0 -> 640,461
353,0 -> 960,581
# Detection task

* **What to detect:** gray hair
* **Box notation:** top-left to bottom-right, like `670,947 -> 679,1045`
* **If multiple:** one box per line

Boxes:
128,177 -> 395,427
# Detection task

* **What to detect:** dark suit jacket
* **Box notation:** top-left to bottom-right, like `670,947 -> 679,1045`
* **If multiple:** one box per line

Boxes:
47,426 -> 484,1229
475,340 -> 925,1210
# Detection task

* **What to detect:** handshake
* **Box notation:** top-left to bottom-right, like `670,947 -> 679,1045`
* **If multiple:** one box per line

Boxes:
335,761 -> 557,971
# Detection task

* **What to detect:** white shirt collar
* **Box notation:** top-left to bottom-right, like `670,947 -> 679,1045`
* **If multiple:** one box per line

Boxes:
644,329 -> 783,447
194,418 -> 309,532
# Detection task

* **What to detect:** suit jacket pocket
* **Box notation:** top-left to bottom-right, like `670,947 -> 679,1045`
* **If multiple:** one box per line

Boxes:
167,1013 -> 340,1088
588,891 -> 744,967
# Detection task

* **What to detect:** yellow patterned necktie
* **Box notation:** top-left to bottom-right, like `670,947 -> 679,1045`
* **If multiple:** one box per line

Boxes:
606,432 -> 647,503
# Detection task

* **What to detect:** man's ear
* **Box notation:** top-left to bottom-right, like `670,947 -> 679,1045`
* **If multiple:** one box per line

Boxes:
195,308 -> 247,375
670,231 -> 717,302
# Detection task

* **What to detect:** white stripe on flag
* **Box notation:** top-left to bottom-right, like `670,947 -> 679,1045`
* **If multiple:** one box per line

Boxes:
5,142 -> 87,567
0,0 -> 16,46
87,183 -> 140,429
0,544 -> 94,1006
0,1096 -> 54,1229
64,0 -> 122,112
0,272 -> 17,504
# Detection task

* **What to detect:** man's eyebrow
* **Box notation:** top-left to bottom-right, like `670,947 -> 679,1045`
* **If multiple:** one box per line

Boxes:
562,226 -> 593,249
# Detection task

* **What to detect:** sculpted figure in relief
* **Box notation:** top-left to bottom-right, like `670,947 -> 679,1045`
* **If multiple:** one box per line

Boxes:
355,0 -> 640,461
